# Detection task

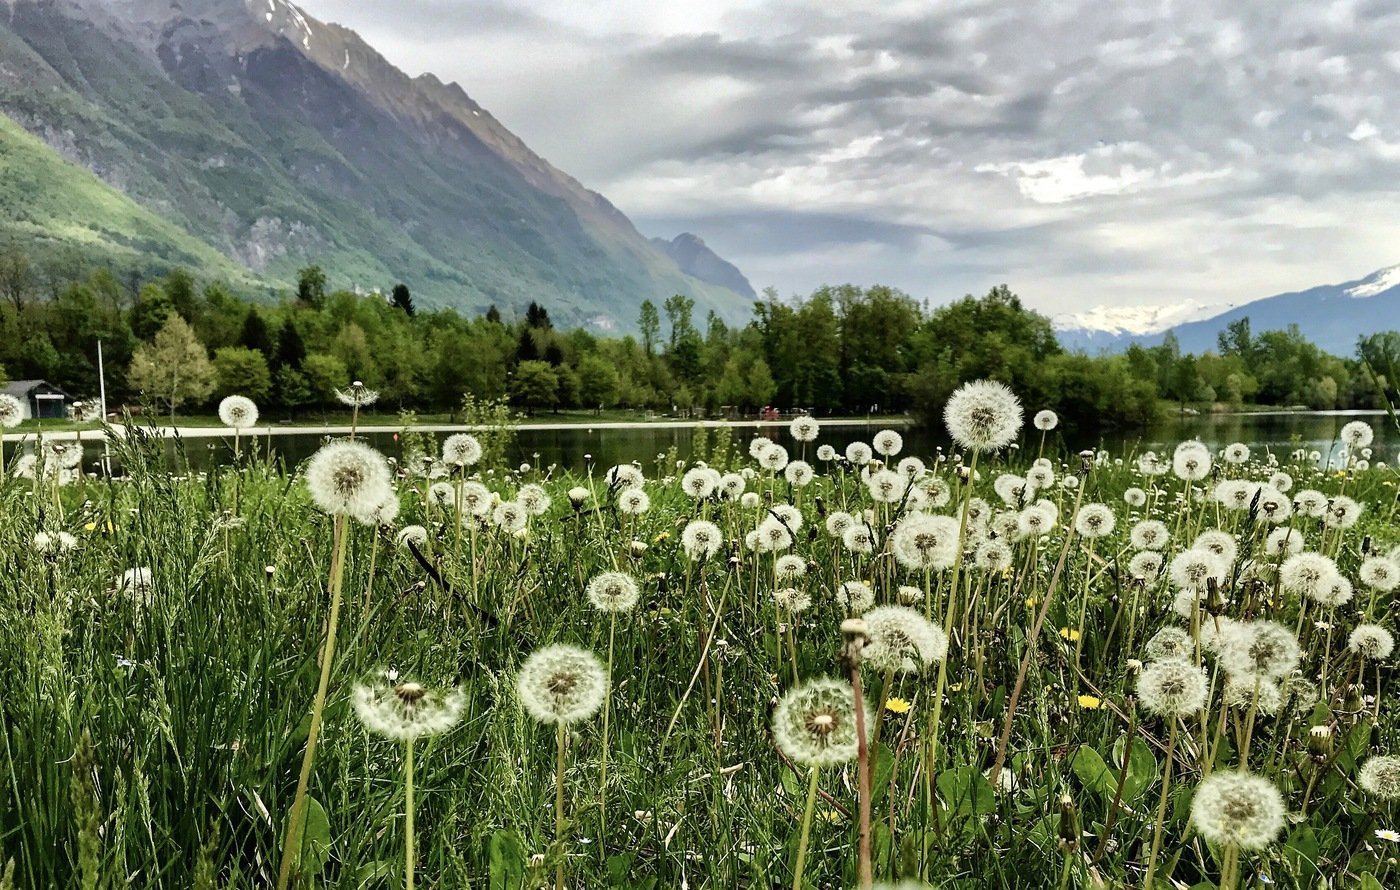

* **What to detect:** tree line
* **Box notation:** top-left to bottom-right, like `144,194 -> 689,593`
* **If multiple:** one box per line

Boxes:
1,246 -> 1396,430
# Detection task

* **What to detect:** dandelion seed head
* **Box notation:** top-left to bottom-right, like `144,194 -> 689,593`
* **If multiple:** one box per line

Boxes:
1173,441 -> 1212,481
395,525 -> 428,549
836,580 -> 876,613
944,380 -> 1022,452
218,395 -> 259,429
1325,495 -> 1363,529
0,393 -> 23,428
586,571 -> 640,613
1033,409 -> 1058,431
845,441 -> 873,466
759,444 -> 789,471
517,645 -> 608,725
304,440 -> 392,517
1264,527 -> 1304,557
1349,624 -> 1395,660
618,488 -> 651,516
773,586 -> 812,612
1168,549 -> 1227,592
784,460 -> 815,487
1144,626 -> 1192,661
1074,503 -> 1116,539
775,554 -> 807,580
975,539 -> 1013,572
1130,520 -> 1169,551
891,514 -> 959,571
352,675 -> 465,740
1341,420 -> 1375,449
1220,620 -> 1300,681
873,429 -> 903,456
842,523 -> 876,555
1190,772 -> 1286,850
861,606 -> 948,673
1279,552 -> 1339,602
1360,756 -> 1400,799
1129,550 -> 1165,582
1138,658 -> 1208,717
1223,442 -> 1251,465
1193,530 -> 1238,564
681,520 -> 723,561
441,433 -> 482,467
772,678 -> 868,767
789,415 -> 820,442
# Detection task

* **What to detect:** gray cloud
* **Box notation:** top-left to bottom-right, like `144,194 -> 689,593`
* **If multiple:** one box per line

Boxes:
296,0 -> 1400,318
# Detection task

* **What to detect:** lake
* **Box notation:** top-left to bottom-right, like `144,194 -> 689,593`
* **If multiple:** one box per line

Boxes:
15,410 -> 1397,475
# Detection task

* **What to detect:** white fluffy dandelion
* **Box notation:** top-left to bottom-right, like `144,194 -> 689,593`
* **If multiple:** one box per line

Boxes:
1137,658 -> 1208,717
789,415 -> 820,442
441,433 -> 482,467
586,572 -> 641,613
1349,625 -> 1395,660
944,380 -> 1023,452
218,395 -> 259,429
681,520 -> 724,561
772,678 -> 868,767
860,606 -> 948,673
1033,409 -> 1058,431
517,645 -> 608,725
1190,772 -> 1286,850
352,676 -> 465,740
304,440 -> 392,517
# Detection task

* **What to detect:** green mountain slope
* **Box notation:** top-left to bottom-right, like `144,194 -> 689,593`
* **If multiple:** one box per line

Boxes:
0,0 -> 751,329
0,110 -> 262,285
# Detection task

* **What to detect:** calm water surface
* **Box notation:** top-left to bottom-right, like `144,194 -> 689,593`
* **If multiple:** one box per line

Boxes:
45,411 -> 1399,474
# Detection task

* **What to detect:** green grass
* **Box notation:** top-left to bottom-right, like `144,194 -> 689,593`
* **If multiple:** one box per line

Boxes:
1,420 -> 1398,888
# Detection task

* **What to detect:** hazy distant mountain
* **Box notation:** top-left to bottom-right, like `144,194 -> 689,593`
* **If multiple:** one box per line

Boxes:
1053,265 -> 1400,355
0,0 -> 751,328
651,233 -> 757,301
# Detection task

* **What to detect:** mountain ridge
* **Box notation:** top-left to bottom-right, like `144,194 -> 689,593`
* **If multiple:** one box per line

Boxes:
0,0 -> 753,329
1053,264 -> 1400,355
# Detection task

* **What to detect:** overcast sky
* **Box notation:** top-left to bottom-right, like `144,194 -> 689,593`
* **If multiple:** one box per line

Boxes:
296,0 -> 1400,318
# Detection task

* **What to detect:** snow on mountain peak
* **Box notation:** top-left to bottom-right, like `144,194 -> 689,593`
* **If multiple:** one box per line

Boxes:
1052,299 -> 1225,336
1346,265 -> 1400,298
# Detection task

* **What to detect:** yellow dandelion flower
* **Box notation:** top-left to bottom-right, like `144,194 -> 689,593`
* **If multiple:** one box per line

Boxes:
1058,627 -> 1080,642
653,532 -> 670,543
1077,695 -> 1102,709
1025,597 -> 1038,609
818,810 -> 843,824
83,521 -> 97,532
884,697 -> 911,715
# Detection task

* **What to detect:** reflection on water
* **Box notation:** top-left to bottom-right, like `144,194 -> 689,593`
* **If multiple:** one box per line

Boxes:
24,411 -> 1400,475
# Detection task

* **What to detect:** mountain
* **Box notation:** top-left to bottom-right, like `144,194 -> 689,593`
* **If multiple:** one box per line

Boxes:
650,233 -> 757,301
0,0 -> 752,329
1053,300 -> 1225,351
1053,264 -> 1400,355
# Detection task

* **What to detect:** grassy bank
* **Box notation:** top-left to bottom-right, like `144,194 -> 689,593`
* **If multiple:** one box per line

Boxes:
1,407 -> 1397,888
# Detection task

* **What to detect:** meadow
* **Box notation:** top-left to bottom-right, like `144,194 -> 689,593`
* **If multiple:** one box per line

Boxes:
0,382 -> 1397,890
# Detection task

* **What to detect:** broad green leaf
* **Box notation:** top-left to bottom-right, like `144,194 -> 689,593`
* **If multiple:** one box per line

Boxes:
1112,734 -> 1158,803
489,829 -> 526,890
1071,744 -> 1116,798
292,796 -> 331,877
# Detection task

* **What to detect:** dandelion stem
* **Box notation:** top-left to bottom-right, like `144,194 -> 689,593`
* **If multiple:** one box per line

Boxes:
1143,718 -> 1177,890
599,613 -> 615,855
404,738 -> 415,890
275,513 -> 350,890
791,767 -> 821,890
556,722 -> 567,890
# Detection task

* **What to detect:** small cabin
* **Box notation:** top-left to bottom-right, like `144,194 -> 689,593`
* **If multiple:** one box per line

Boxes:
1,379 -> 72,421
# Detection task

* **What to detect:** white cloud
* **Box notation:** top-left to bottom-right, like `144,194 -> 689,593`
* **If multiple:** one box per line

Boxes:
295,0 -> 1400,316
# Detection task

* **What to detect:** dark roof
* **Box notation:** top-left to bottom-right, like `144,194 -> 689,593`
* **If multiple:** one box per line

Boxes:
1,379 -> 72,398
